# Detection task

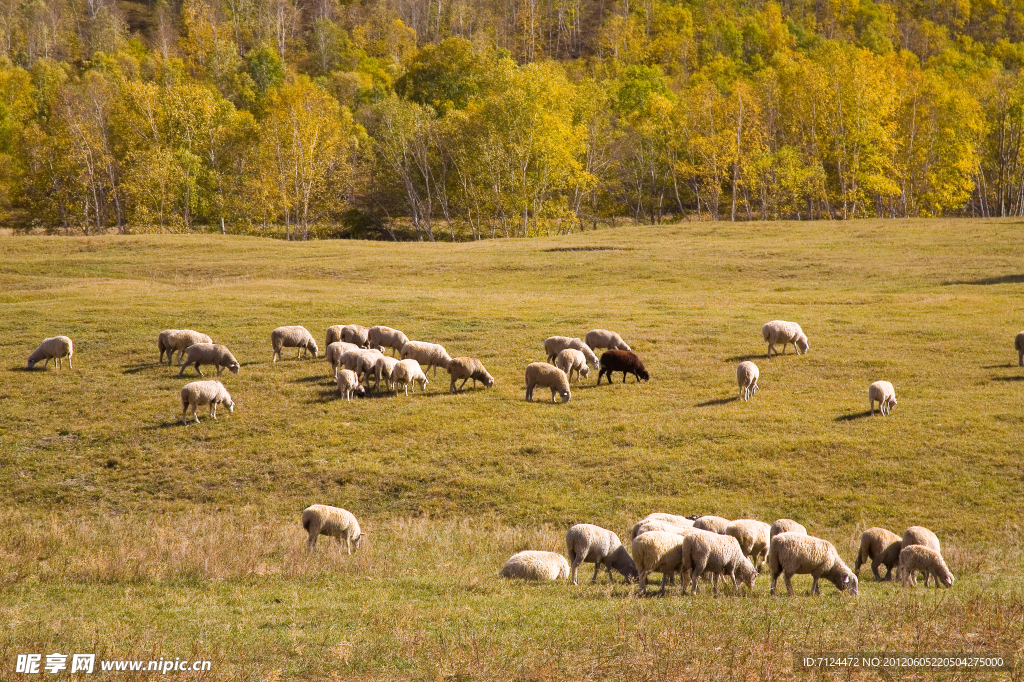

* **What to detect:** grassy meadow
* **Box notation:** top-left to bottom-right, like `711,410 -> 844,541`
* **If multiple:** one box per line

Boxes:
1,219 -> 1023,680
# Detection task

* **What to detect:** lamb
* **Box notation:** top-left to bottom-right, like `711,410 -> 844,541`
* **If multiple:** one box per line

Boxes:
1016,331 -> 1024,367
180,380 -> 234,424
27,336 -> 74,370
725,519 -> 772,570
770,519 -> 807,540
679,529 -> 758,595
597,350 -> 650,384
868,381 -> 897,416
525,362 -> 571,403
555,349 -> 591,383
391,358 -> 429,395
768,532 -> 858,596
632,530 -> 695,596
301,504 -> 362,553
585,329 -> 631,352
177,343 -> 240,377
336,369 -> 365,401
565,523 -> 638,585
762,320 -> 809,358
368,326 -> 409,357
373,355 -> 401,391
341,324 -> 370,347
325,341 -> 360,375
902,526 -> 941,586
400,340 -> 452,377
271,325 -> 318,362
895,545 -> 954,588
158,329 -> 211,365
447,357 -> 495,393
499,551 -> 571,581
544,336 -> 599,367
693,515 -> 731,534
854,527 -> 902,581
631,518 -> 694,541
737,361 -> 759,401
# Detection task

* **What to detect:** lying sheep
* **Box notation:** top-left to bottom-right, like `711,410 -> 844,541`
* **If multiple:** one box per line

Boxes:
27,336 -> 74,371
373,355 -> 401,391
895,545 -> 954,588
178,343 -> 240,377
301,504 -> 362,553
565,523 -> 638,585
341,324 -> 370,347
447,357 -> 495,393
180,380 -> 234,424
544,336 -> 599,368
868,381 -> 897,416
158,329 -> 211,365
902,526 -> 941,586
368,326 -> 409,357
725,519 -> 772,570
737,361 -> 759,401
855,527 -> 902,581
400,341 -> 452,377
499,551 -> 570,581
597,350 -> 649,384
768,532 -> 858,596
680,529 -> 757,595
585,329 -> 631,352
770,519 -> 807,539
632,530 -> 693,596
391,358 -> 428,395
1017,331 -> 1024,367
693,515 -> 731,534
271,326 -> 318,362
555,349 -> 590,383
325,341 -> 360,375
525,362 -> 571,403
336,369 -> 365,401
762,320 -> 809,358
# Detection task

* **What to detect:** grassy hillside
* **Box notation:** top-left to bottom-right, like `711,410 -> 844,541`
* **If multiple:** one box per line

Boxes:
1,219 -> 1023,680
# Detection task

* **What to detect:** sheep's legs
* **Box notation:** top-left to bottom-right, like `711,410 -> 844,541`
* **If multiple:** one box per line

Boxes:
591,562 -> 601,584
67,355 -> 72,369
810,576 -> 820,595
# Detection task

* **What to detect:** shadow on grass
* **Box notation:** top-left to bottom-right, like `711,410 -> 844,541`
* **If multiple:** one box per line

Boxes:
983,363 -> 1017,369
835,411 -> 873,421
943,274 -> 1024,286
9,366 -> 35,372
723,354 -> 766,363
145,420 -> 189,429
293,374 -> 334,384
695,396 -> 738,407
992,375 -> 1024,382
123,362 -> 165,374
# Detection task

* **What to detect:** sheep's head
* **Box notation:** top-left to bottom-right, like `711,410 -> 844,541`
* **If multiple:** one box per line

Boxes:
795,335 -> 809,354
843,572 -> 859,595
27,357 -> 38,369
307,340 -> 319,357
224,397 -> 235,413
939,571 -> 954,587
579,366 -> 590,378
354,385 -> 366,398
228,362 -> 240,374
886,396 -> 898,410
737,560 -> 758,589
559,390 -> 571,403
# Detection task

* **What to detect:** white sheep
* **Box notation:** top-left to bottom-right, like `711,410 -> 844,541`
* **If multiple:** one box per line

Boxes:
543,336 -> 599,368
641,513 -> 696,527
339,348 -> 384,383
391,358 -> 428,395
737,361 -> 759,401
632,530 -> 695,596
1016,331 -> 1024,367
368,326 -> 409,357
854,527 -> 902,581
336,369 -> 365,401
301,504 -> 362,553
178,343 -> 240,377
447,357 -> 495,393
325,325 -> 345,347
180,380 -> 234,424
585,329 -> 631,352
158,329 -> 212,365
555,348 -> 591,383
525,362 -> 571,403
27,336 -> 74,370
770,519 -> 807,540
373,355 -> 401,391
325,341 -> 360,375
902,526 -> 941,586
499,551 -> 571,581
400,340 -> 452,377
868,381 -> 897,416
895,545 -> 954,588
679,529 -> 757,595
271,325 -> 318,362
725,519 -> 772,570
762,320 -> 808,358
693,515 -> 731,534
565,523 -> 638,585
341,324 -> 370,347
631,518 -> 694,542
768,532 -> 858,596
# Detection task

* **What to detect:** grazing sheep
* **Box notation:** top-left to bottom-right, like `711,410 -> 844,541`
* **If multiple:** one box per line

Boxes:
178,343 -> 240,377
544,336 -> 599,368
902,526 -> 941,586
585,329 -> 631,352
868,381 -> 897,416
373,355 -> 401,391
271,326 -> 318,362
597,350 -> 650,384
158,329 -> 212,365
679,530 -> 757,596
336,369 -> 365,401
525,362 -> 571,403
631,518 -> 694,542
180,380 -> 234,424
632,530 -> 695,596
391,359 -> 429,395
447,357 -> 496,393
737,361 -> 759,401
368,326 -> 410,357
500,551 -> 571,581
555,348 -> 591,383
565,523 -> 638,585
762,320 -> 809,358
301,504 -> 362,553
770,519 -> 807,540
725,519 -> 772,570
27,336 -> 74,370
340,349 -> 384,383
325,325 -> 344,347
642,513 -> 697,528
325,341 -> 360,375
895,545 -> 954,588
693,515 -> 731,534
341,324 -> 370,347
854,527 -> 902,581
768,532 -> 858,596
400,341 -> 452,377
1016,331 -> 1024,367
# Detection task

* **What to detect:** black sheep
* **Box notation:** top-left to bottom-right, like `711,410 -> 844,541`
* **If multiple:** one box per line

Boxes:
597,350 -> 649,384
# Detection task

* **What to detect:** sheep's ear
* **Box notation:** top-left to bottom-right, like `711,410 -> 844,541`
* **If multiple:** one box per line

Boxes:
843,576 -> 849,584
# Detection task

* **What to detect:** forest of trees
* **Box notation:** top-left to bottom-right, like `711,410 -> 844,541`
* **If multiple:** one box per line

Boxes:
3,0 -> 1024,238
